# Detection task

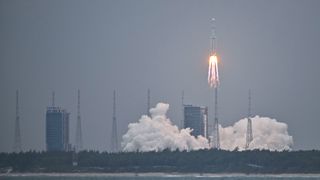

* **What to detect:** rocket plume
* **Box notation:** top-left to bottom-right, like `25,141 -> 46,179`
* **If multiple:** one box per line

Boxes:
121,103 -> 293,152
220,116 -> 293,151
208,54 -> 219,88
121,103 -> 209,152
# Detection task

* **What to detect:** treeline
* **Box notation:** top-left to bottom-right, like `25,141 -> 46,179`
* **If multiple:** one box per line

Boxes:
0,149 -> 320,173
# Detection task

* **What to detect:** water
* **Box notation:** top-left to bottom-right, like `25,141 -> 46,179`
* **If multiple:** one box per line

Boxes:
1,174 -> 320,180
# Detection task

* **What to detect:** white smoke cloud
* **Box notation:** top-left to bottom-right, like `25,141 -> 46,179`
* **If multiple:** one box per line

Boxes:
122,103 -> 293,152
220,116 -> 293,151
121,103 -> 209,152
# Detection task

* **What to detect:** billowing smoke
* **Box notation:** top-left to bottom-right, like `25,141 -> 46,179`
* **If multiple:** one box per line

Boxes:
122,103 -> 293,152
220,116 -> 293,151
121,103 -> 209,152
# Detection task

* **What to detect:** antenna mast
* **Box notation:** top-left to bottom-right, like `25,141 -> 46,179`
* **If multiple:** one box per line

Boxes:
181,90 -> 184,128
147,89 -> 150,117
245,89 -> 253,149
52,91 -> 55,107
75,89 -> 83,152
111,90 -> 118,152
13,90 -> 22,152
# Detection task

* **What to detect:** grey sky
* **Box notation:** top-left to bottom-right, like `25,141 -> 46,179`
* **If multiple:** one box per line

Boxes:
1,0 -> 320,152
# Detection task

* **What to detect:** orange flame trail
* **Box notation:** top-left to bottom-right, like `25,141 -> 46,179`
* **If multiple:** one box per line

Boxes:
208,53 -> 219,88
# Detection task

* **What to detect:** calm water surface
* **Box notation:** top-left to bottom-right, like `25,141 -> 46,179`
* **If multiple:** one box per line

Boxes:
1,173 -> 320,180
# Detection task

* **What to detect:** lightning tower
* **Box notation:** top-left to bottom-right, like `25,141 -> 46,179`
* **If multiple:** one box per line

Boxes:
181,90 -> 184,128
147,88 -> 151,117
111,90 -> 119,152
245,89 -> 253,149
13,90 -> 22,152
75,89 -> 83,152
208,18 -> 220,149
52,91 -> 55,107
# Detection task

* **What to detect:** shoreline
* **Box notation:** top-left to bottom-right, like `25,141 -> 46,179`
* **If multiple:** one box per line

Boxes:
1,172 -> 320,177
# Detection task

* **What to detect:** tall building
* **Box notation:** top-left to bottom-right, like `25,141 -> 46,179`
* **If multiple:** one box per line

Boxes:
46,107 -> 71,151
184,105 -> 208,138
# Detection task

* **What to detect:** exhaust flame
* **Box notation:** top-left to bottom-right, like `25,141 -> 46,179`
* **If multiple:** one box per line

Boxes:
208,54 -> 219,88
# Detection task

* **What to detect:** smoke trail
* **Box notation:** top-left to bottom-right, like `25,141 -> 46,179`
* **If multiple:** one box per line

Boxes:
121,103 -> 209,152
220,116 -> 293,151
122,103 -> 293,152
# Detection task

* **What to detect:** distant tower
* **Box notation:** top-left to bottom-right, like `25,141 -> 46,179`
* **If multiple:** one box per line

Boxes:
245,89 -> 253,150
181,90 -> 184,128
13,90 -> 22,152
147,88 -> 151,117
111,90 -> 119,152
75,89 -> 83,152
52,91 -> 55,107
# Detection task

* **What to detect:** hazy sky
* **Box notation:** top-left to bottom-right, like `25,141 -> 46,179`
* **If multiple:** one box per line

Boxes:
1,0 -> 320,152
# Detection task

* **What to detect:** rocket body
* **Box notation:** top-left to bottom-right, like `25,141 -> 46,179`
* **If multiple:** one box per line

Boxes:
208,18 -> 219,89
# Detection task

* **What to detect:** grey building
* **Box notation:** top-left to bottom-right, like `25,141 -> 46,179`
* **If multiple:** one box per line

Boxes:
46,107 -> 71,151
184,105 -> 208,138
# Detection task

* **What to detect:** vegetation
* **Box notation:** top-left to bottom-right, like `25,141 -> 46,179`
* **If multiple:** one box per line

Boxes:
0,149 -> 320,173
